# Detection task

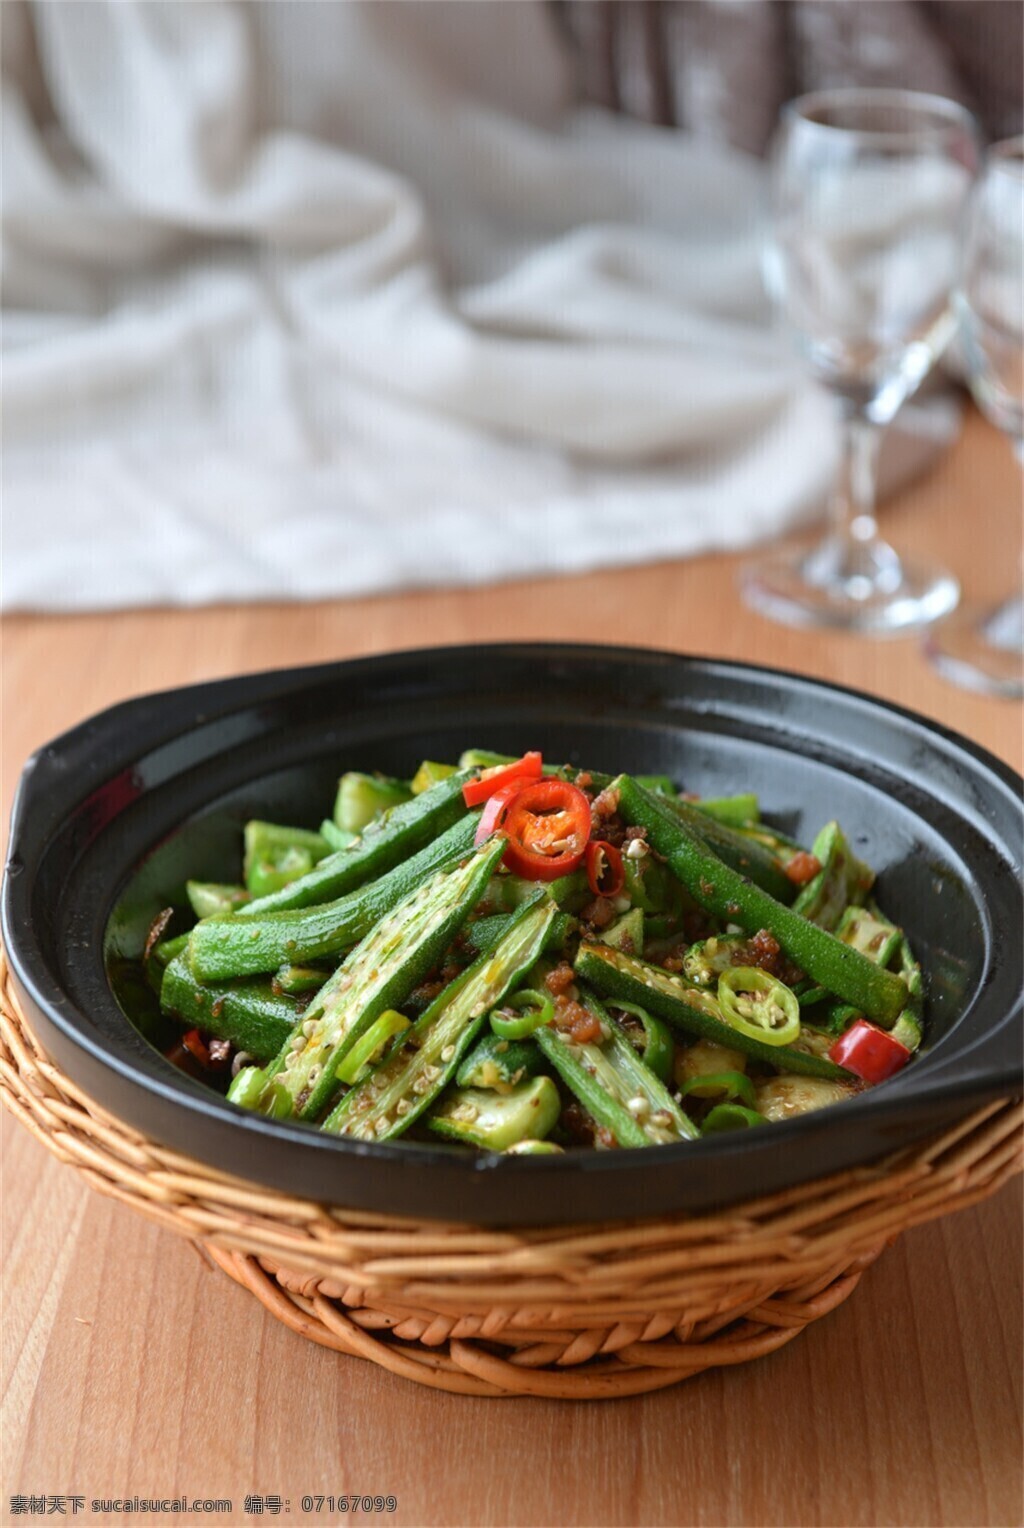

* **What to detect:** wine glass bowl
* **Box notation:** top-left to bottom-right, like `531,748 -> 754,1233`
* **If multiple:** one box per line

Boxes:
927,136 -> 1024,698
745,89 -> 980,633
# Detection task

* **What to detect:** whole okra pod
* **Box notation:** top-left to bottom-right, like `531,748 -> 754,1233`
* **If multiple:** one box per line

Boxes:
188,813 -> 480,981
237,769 -> 473,916
615,776 -> 908,1028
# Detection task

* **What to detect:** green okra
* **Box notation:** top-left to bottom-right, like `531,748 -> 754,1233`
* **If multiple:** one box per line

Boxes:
188,813 -> 480,981
575,943 -> 852,1081
238,770 -> 472,917
427,1077 -> 561,1150
890,931 -> 924,1052
660,794 -> 796,904
187,882 -> 250,920
464,910 -> 576,959
160,954 -> 300,1062
324,897 -> 557,1139
536,999 -> 697,1146
243,822 -> 331,898
152,932 -> 190,970
635,774 -> 678,796
694,793 -> 760,826
820,905 -> 905,1036
334,772 -> 413,833
476,869 -> 590,916
411,761 -> 458,795
605,999 -> 674,1084
601,908 -> 644,955
256,835 -> 508,1122
319,820 -> 358,852
681,934 -> 751,987
273,963 -> 334,995
792,823 -> 874,931
621,851 -> 685,916
836,904 -> 901,966
615,777 -> 908,1027
455,1031 -> 547,1092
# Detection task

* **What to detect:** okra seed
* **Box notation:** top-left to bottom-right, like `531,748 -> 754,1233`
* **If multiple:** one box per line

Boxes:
440,1045 -> 455,1062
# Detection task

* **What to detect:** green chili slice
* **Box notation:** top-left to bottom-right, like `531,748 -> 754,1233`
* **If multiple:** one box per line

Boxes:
701,1103 -> 764,1133
489,988 -> 554,1040
678,1070 -> 757,1107
610,1000 -> 675,1084
717,967 -> 801,1047
336,1009 -> 411,1085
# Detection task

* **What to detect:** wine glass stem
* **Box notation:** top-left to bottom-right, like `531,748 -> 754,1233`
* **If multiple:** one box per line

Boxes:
834,408 -> 882,549
801,406 -> 903,597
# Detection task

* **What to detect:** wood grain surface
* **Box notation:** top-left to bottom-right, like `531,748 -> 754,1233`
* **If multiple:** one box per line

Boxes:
2,409 -> 1021,1528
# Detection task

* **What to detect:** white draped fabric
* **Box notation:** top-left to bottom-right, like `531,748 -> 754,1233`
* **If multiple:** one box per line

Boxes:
1,1 -> 953,611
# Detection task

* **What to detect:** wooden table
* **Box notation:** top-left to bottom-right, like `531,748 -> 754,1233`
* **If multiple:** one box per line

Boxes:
3,409 -> 1021,1528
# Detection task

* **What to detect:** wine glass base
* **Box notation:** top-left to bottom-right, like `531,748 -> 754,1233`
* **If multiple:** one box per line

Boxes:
740,541 -> 960,635
925,596 -> 1024,699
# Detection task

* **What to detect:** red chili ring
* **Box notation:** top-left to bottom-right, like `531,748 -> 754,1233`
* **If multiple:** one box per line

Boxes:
474,776 -> 536,845
463,752 -> 543,807
500,778 -> 592,882
585,839 -> 625,899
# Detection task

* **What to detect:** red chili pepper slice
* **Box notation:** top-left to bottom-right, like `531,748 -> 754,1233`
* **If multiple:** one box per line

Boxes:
463,752 -> 543,807
182,1028 -> 211,1067
501,779 -> 592,882
829,1019 -> 911,1084
474,777 -> 535,846
585,839 -> 625,898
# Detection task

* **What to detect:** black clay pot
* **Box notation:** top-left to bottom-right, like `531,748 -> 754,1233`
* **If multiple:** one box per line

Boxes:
4,644 -> 1021,1225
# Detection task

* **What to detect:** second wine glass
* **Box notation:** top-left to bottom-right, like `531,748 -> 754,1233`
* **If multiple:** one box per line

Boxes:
743,88 -> 980,633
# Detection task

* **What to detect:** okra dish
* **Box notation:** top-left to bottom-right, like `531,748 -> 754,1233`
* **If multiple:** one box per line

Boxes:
145,750 -> 925,1153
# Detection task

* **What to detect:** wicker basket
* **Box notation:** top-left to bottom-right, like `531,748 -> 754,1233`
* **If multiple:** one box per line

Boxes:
2,952 -> 1020,1399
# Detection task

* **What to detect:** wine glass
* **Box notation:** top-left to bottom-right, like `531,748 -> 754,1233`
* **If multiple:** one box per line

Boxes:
743,89 -> 980,633
926,137 -> 1024,699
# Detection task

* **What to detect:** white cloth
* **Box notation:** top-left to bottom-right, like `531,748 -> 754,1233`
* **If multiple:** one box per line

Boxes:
1,1 -> 954,611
